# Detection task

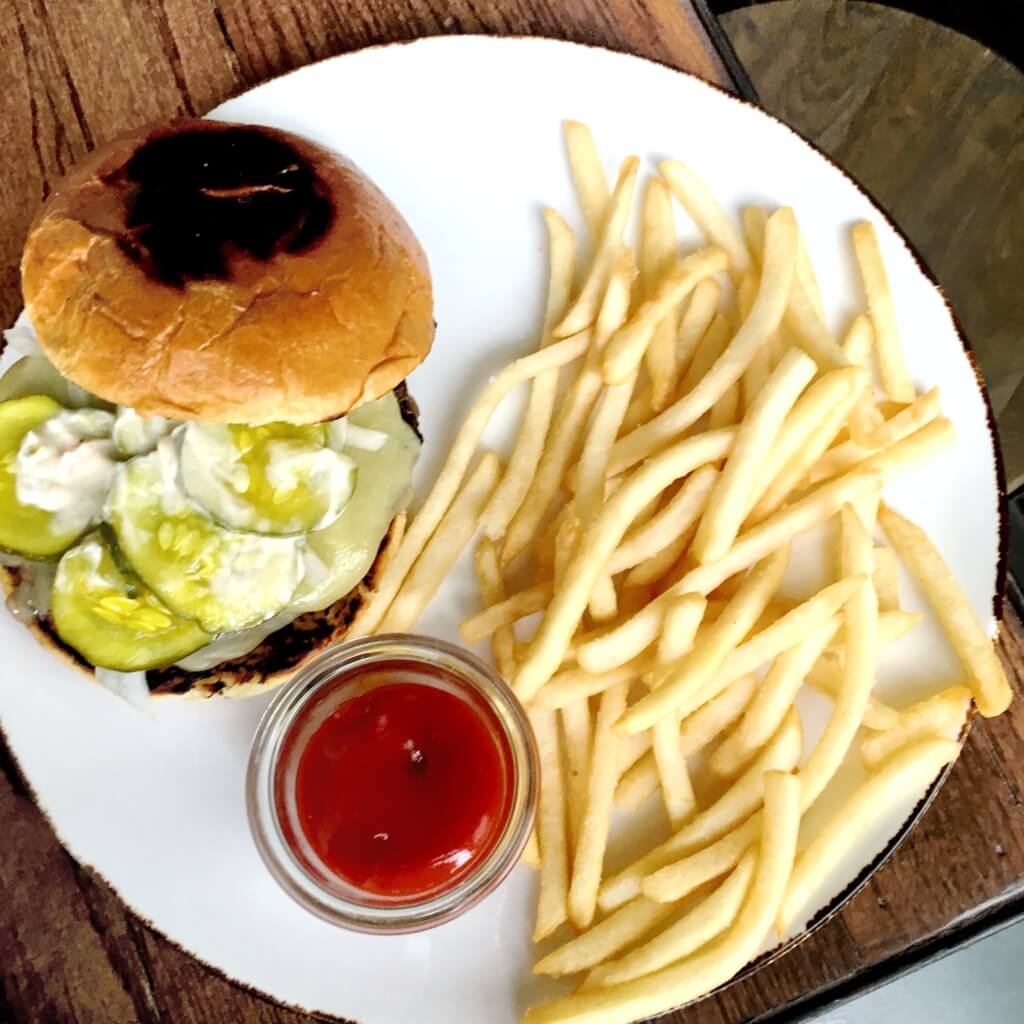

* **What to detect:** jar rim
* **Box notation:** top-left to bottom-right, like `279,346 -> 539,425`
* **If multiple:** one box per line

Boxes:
246,633 -> 538,934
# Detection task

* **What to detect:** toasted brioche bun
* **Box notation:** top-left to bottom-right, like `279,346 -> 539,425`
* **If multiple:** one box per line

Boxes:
21,118 -> 434,424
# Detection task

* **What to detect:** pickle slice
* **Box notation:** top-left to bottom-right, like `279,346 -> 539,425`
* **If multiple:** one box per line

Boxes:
0,394 -> 93,559
108,448 -> 304,633
179,421 -> 356,536
52,533 -> 209,671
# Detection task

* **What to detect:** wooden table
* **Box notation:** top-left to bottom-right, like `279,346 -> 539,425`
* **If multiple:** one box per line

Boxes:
1,2 -> 1023,1022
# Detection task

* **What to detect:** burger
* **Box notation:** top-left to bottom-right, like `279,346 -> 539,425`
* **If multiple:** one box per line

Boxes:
0,118 -> 433,700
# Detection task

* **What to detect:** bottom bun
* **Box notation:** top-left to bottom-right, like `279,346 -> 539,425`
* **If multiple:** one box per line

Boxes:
0,513 -> 403,700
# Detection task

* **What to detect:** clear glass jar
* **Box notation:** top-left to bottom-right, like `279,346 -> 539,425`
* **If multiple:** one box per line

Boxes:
246,633 -> 538,934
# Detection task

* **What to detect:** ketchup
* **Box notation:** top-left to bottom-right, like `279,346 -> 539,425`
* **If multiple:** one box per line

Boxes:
287,663 -> 514,900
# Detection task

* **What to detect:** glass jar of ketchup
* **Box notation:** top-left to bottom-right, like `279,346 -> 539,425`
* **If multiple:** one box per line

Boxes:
247,634 -> 538,933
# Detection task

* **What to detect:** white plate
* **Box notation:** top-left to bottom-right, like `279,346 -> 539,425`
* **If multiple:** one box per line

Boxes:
0,35 -> 1003,1024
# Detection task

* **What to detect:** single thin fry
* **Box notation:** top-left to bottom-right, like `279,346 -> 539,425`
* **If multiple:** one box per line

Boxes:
779,737 -> 959,933
522,832 -> 540,869
744,366 -> 866,525
657,592 -> 707,665
615,674 -> 756,812
531,708 -> 570,941
783,255 -> 850,372
459,582 -> 553,645
805,658 -> 900,730
675,311 -> 733,401
641,177 -> 682,409
603,248 -> 729,385
676,278 -> 721,383
861,685 -> 972,769
608,208 -> 798,476
609,465 -> 718,574
556,157 -> 640,338
353,332 -> 589,634
879,504 -> 1012,717
742,207 -> 767,267
474,538 -> 516,679
513,429 -> 736,701
709,381 -> 740,429
624,523 -> 695,588
569,684 -> 628,930
526,773 -> 800,1024
564,121 -> 609,237
533,656 -> 652,710
590,853 -> 756,988
588,575 -> 619,623
797,506 -> 878,811
577,604 -> 667,674
554,517 -> 580,588
660,160 -> 751,277
852,221 -> 915,402
825,609 -> 920,655
380,453 -> 502,631
481,209 -> 577,540
616,548 -> 790,735
533,897 -> 672,977
692,349 -> 817,564
562,699 -> 593,850
710,616 -> 840,778
873,545 -> 901,612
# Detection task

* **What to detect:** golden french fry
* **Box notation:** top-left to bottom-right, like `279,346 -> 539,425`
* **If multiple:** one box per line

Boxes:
710,616 -> 840,778
657,592 -> 707,665
653,713 -> 698,828
861,685 -> 972,769
620,382 -> 655,433
805,657 -> 900,730
533,897 -> 672,977
556,157 -> 640,338
879,504 -> 1011,717
522,831 -> 540,869
797,506 -> 878,811
709,381 -> 741,429
459,582 -> 552,646
554,517 -> 580,588
527,772 -> 800,1024
873,545 -> 901,612
590,852 -> 756,988
532,656 -> 652,710
569,684 -> 628,930
660,160 -> 751,278
603,248 -> 729,385
353,332 -> 590,634
561,699 -> 593,851
779,737 -> 959,934
481,210 -> 577,541
623,525 -> 695,588
675,278 -> 722,384
673,311 -> 733,402
608,208 -> 798,476
825,609 -> 920,655
380,453 -> 502,631
742,207 -> 768,267
564,121 -> 610,237
852,221 -> 915,403
692,349 -> 817,564
783,262 -> 849,373
577,603 -> 667,674
615,674 -> 756,812
638,814 -> 761,908
641,177 -> 682,410
531,708 -> 570,941
616,548 -> 790,735
609,465 -> 717,575
513,428 -> 736,701
744,366 -> 866,526
474,538 -> 517,679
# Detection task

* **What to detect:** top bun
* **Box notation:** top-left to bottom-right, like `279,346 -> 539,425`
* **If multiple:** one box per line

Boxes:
21,118 -> 434,424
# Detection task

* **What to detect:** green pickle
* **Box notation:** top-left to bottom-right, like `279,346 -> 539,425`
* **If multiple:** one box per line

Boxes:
180,421 -> 355,536
52,533 -> 209,671
0,394 -> 88,558
108,450 -> 304,633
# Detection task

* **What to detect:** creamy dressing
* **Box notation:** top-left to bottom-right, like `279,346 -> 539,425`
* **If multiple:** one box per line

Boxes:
112,407 -> 177,456
15,408 -> 117,535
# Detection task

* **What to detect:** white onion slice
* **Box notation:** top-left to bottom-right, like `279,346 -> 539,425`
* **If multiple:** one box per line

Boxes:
94,668 -> 153,712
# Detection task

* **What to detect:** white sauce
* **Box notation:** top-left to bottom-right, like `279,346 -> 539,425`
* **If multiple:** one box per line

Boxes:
112,407 -> 177,456
15,408 -> 117,535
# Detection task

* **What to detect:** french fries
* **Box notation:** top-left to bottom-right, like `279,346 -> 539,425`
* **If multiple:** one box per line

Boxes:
363,121 -> 1009,1024
879,504 -> 1012,716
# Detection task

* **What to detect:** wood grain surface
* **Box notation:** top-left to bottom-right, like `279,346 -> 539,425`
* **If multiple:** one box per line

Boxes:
1,3 -> 1023,1024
